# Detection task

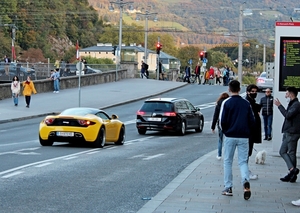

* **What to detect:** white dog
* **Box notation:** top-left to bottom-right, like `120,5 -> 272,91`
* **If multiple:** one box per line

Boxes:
255,150 -> 267,164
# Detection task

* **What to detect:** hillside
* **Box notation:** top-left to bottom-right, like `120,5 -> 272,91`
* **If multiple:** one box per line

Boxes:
89,0 -> 300,46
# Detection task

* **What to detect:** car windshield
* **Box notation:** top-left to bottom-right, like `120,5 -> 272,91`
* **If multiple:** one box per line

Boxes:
141,102 -> 174,112
60,108 -> 96,116
260,73 -> 266,78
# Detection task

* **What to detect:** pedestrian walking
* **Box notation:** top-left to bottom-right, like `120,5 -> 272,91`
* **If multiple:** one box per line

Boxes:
11,75 -> 20,106
259,88 -> 273,140
194,62 -> 201,84
215,68 -> 222,85
203,69 -> 209,85
211,92 -> 229,160
183,65 -> 191,83
274,86 -> 300,183
141,61 -> 146,79
4,55 -> 10,76
245,84 -> 262,180
22,76 -> 37,108
208,66 -> 215,85
219,80 -> 255,200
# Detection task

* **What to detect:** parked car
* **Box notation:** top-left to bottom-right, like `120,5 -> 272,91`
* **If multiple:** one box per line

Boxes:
136,98 -> 204,135
61,64 -> 102,76
39,107 -> 125,147
0,62 -> 35,77
256,72 -> 273,91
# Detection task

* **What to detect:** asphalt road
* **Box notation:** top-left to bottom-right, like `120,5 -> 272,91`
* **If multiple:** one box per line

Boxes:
0,84 -> 259,213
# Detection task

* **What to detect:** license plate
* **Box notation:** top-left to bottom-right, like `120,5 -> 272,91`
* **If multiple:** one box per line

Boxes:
148,117 -> 161,121
57,132 -> 74,137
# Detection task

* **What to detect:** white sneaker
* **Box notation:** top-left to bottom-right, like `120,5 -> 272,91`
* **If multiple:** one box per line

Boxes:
249,170 -> 258,180
292,199 -> 300,206
216,156 -> 222,160
56,91 -> 59,93
53,91 -> 56,93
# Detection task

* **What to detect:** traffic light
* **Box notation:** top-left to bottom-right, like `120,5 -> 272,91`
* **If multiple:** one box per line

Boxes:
204,51 -> 208,58
156,42 -> 162,54
112,45 -> 117,56
199,51 -> 204,60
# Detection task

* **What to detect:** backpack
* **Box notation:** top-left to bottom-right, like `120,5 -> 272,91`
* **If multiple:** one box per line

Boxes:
144,63 -> 149,70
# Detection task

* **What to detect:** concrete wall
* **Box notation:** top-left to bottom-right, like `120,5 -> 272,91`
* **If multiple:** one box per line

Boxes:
0,69 -> 127,100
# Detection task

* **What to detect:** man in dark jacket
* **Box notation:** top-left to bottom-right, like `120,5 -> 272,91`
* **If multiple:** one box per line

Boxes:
274,86 -> 300,183
183,66 -> 191,83
260,88 -> 273,140
219,80 -> 255,200
245,84 -> 261,180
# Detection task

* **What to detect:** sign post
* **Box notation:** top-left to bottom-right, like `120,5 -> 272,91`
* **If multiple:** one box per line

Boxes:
76,62 -> 85,107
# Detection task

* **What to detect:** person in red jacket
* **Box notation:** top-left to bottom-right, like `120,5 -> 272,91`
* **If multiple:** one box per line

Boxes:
209,66 -> 215,85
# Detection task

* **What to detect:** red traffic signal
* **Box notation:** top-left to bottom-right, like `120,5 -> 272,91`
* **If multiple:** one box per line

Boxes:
156,42 -> 162,54
199,51 -> 204,60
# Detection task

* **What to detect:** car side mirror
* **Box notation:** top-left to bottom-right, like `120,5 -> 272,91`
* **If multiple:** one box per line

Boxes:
111,114 -> 118,119
195,107 -> 200,111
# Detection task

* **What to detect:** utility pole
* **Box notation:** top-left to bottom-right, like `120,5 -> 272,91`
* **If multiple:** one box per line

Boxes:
0,24 -> 17,62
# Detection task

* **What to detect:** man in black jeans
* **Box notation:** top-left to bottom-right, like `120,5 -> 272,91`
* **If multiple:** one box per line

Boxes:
260,88 -> 273,140
183,66 -> 191,83
274,87 -> 300,183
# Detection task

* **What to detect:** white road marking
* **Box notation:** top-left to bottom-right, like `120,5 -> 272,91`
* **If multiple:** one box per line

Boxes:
0,147 -> 41,156
86,151 -> 101,155
142,154 -> 165,160
63,156 -> 78,160
0,140 -> 39,147
124,119 -> 136,125
2,171 -> 24,179
128,154 -> 146,159
34,162 -> 53,168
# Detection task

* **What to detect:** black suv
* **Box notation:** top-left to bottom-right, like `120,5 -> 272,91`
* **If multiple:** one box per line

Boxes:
136,98 -> 204,135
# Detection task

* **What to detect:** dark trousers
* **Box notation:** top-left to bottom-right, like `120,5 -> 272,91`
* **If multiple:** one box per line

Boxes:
195,74 -> 201,84
25,95 -> 31,106
263,114 -> 273,138
216,77 -> 221,85
183,75 -> 190,83
279,133 -> 300,170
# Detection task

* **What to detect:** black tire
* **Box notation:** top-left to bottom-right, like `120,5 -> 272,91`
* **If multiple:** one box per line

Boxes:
195,117 -> 204,133
39,135 -> 54,146
138,129 -> 147,135
94,126 -> 106,148
178,120 -> 186,136
115,126 -> 125,145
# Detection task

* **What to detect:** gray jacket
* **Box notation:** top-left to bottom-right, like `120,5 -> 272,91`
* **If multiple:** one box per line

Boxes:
278,98 -> 300,134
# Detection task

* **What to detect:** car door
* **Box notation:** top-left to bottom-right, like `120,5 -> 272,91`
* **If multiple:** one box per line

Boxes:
175,100 -> 193,127
185,101 -> 199,127
96,112 -> 115,141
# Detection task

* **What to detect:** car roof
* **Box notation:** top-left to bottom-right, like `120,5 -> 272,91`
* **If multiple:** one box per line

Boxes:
60,107 -> 103,115
145,98 -> 187,103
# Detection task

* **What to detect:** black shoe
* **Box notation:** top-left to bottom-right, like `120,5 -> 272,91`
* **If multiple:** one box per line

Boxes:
243,181 -> 251,200
267,137 -> 272,141
290,168 -> 299,183
26,105 -> 29,108
280,173 -> 292,182
263,137 -> 268,140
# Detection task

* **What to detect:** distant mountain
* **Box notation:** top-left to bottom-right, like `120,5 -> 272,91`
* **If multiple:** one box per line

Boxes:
89,0 -> 300,46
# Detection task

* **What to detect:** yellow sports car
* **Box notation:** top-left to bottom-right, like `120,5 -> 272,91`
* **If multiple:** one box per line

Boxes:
39,107 -> 125,148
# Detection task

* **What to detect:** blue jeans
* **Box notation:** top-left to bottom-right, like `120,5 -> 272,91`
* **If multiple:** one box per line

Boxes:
218,126 -> 223,157
54,79 -> 59,91
12,93 -> 18,105
263,114 -> 273,138
223,136 -> 249,188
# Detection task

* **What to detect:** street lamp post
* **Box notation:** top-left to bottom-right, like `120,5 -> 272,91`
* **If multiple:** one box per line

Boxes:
109,0 -> 133,80
136,9 -> 158,65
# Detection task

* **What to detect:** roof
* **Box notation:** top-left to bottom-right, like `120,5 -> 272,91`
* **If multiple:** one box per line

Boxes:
80,45 -> 178,60
145,98 -> 186,102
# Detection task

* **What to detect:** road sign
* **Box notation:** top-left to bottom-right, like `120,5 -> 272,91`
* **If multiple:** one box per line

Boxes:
76,62 -> 85,71
188,59 -> 192,65
203,58 -> 208,63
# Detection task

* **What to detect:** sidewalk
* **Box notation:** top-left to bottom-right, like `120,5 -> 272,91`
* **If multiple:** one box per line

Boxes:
1,78 -> 299,212
137,141 -> 300,213
0,78 -> 187,123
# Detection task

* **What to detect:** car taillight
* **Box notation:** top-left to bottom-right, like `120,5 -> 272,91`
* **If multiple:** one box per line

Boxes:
45,118 -> 55,125
257,79 -> 265,83
77,120 -> 95,126
163,112 -> 177,116
137,110 -> 146,115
